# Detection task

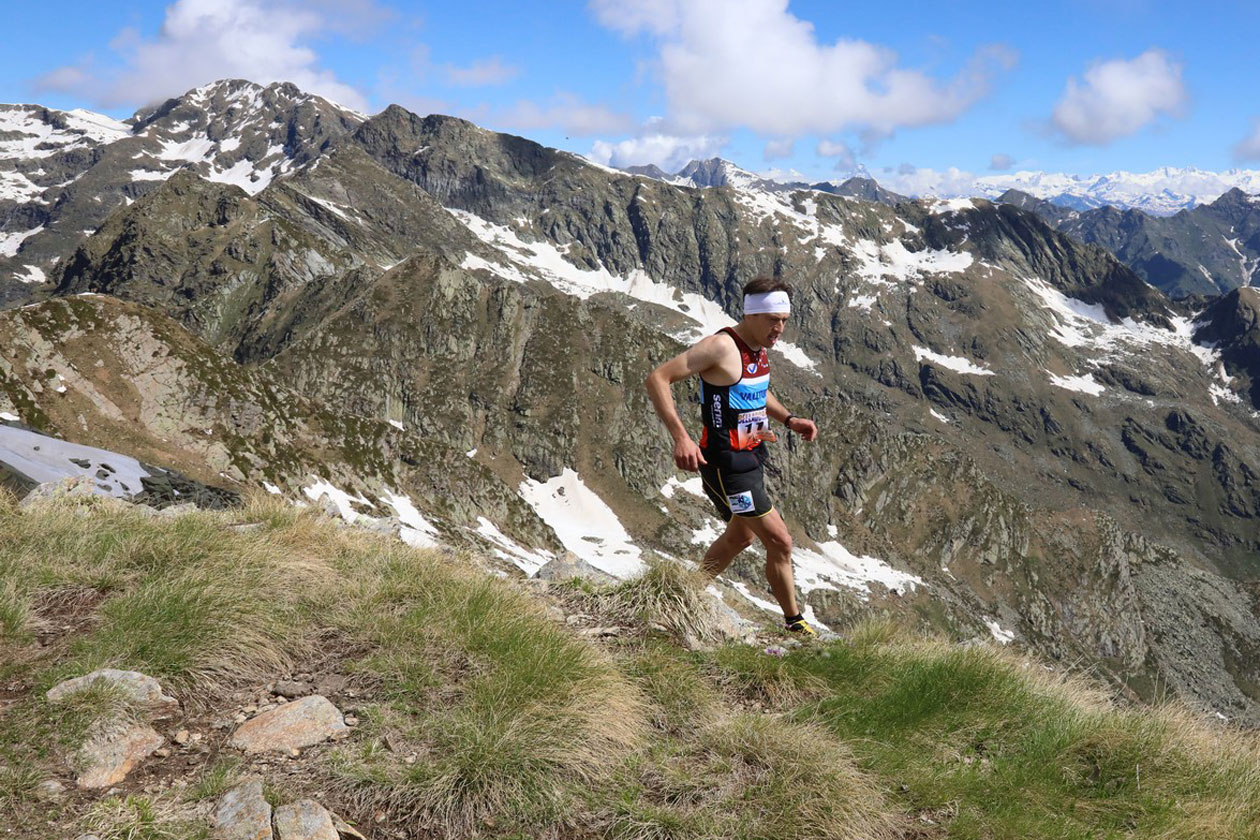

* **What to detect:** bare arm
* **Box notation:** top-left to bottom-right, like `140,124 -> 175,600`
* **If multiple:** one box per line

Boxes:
644,335 -> 728,470
767,392 -> 818,442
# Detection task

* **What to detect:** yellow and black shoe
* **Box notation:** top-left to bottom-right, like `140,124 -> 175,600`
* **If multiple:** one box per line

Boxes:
784,614 -> 817,636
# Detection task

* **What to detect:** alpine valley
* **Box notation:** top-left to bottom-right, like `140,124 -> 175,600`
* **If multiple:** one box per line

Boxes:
3,80 -> 1260,725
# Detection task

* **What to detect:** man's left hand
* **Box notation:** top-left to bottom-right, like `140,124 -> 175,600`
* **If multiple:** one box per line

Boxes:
787,417 -> 819,442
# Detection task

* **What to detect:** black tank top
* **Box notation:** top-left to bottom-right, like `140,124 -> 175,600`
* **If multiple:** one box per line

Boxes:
698,327 -> 775,452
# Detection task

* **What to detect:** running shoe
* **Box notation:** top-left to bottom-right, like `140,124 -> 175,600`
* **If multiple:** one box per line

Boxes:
785,617 -> 817,636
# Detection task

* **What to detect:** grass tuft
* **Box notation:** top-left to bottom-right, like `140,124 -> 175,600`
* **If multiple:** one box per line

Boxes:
711,642 -> 828,708
0,577 -> 30,642
80,794 -> 205,840
611,557 -> 720,642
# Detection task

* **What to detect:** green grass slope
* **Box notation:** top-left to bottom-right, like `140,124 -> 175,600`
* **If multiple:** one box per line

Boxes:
2,491 -> 1258,839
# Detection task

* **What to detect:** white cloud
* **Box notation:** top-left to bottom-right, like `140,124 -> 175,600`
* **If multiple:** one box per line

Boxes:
989,153 -> 1015,171
499,93 -> 633,136
34,0 -> 371,111
1050,49 -> 1187,145
879,166 -> 981,197
763,138 -> 794,160
589,0 -> 1013,136
446,56 -> 520,87
590,133 -> 728,171
816,139 -> 856,170
1233,118 -> 1260,162
589,0 -> 680,35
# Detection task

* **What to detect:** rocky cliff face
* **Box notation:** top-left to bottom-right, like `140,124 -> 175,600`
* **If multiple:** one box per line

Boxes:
4,83 -> 1260,722
1003,187 -> 1260,297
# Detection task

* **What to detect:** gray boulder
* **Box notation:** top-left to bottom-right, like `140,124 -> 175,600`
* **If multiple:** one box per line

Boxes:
229,695 -> 348,754
214,777 -> 273,840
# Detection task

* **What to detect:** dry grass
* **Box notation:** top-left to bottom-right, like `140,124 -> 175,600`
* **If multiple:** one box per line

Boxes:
607,557 -> 723,643
79,793 -> 206,840
8,492 -> 1260,839
601,713 -> 902,840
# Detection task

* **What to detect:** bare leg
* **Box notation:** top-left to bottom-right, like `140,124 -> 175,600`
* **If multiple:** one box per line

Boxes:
701,517 -> 755,578
741,509 -> 799,618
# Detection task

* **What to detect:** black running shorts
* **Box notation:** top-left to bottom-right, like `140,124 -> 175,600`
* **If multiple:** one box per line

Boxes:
698,445 -> 773,521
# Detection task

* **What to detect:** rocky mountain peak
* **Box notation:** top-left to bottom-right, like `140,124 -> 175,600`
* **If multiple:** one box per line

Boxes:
816,176 -> 906,205
622,163 -> 670,179
1194,286 -> 1260,407
676,157 -> 757,188
0,80 -> 365,299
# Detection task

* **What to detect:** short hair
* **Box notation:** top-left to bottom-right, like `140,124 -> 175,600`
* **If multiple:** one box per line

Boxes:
742,276 -> 792,299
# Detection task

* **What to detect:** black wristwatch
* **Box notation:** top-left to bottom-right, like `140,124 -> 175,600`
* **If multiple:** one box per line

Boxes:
784,414 -> 796,427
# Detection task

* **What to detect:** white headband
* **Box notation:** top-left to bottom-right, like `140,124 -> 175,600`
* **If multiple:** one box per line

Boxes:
744,290 -> 791,315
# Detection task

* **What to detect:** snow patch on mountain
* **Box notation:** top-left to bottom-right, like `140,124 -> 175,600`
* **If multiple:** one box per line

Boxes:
379,489 -> 441,549
793,540 -> 923,601
1024,276 -> 1212,366
0,225 -> 43,257
661,475 -> 704,499
1049,372 -> 1106,396
913,346 -> 995,376
518,468 -> 644,577
453,210 -> 820,372
984,617 -> 1015,644
0,425 -> 150,497
851,238 -> 974,285
0,105 -> 130,160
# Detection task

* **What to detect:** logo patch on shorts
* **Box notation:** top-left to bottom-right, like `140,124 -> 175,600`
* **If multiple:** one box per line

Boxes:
727,491 -> 755,514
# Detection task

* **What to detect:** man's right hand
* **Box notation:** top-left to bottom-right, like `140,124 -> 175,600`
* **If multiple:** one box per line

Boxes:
674,437 -> 708,471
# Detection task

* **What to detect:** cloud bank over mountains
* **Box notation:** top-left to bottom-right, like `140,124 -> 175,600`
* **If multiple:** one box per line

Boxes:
20,0 -> 1260,183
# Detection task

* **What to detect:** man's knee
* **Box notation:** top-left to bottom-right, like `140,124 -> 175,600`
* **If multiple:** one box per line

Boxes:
762,528 -> 792,555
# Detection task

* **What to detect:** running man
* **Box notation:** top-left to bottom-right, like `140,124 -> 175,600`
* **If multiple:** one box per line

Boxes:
645,277 -> 820,634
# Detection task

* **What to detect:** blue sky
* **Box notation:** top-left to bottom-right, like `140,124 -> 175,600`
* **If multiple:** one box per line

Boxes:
6,0 -> 1260,188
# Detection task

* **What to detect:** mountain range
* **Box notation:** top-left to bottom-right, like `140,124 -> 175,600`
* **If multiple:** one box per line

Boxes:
2,79 -> 1259,725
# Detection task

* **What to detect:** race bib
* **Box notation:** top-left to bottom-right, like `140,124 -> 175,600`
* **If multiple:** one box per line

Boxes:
727,491 -> 755,514
734,409 -> 777,449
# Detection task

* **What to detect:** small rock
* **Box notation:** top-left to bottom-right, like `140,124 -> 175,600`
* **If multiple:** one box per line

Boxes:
544,605 -> 565,622
234,713 -> 248,724
578,626 -> 622,638
343,715 -> 359,727
274,680 -> 312,699
76,723 -> 164,789
46,669 -> 180,718
534,553 -> 616,585
19,476 -> 98,508
154,748 -> 170,758
273,799 -> 338,840
331,813 -> 368,840
214,777 -> 272,840
565,614 -> 593,626
174,729 -> 190,745
229,695 -> 349,754
158,502 -> 199,517
34,779 -> 67,802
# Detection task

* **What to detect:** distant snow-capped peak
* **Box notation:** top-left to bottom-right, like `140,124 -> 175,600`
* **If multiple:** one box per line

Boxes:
878,166 -> 1260,215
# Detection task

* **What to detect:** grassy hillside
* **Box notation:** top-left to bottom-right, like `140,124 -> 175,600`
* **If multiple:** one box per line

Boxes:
2,491 -> 1259,839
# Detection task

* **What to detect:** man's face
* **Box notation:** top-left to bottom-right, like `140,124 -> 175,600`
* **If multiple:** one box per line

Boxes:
748,312 -> 790,347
